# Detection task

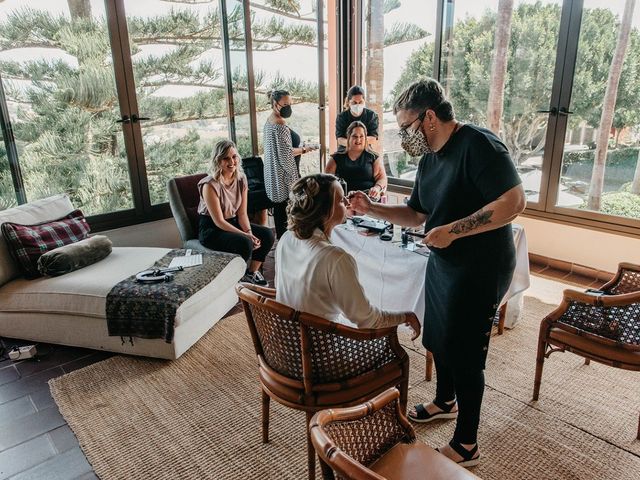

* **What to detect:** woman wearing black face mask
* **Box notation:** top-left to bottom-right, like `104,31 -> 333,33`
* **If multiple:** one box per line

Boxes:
263,90 -> 316,238
348,78 -> 526,468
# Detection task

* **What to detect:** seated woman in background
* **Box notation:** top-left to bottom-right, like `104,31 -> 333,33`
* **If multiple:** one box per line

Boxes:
325,121 -> 388,201
275,173 -> 420,334
198,140 -> 274,286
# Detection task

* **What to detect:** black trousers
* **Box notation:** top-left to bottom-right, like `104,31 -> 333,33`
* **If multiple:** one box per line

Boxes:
198,215 -> 274,263
434,354 -> 485,444
272,201 -> 289,239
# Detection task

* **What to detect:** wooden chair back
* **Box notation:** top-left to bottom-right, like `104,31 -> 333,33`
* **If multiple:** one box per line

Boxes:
310,388 -> 413,480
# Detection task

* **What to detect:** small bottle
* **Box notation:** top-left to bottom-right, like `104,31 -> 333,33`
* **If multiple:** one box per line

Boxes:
401,228 -> 409,247
392,224 -> 402,242
380,194 -> 387,204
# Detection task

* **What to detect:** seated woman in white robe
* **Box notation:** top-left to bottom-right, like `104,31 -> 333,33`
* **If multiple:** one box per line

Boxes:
275,173 -> 420,335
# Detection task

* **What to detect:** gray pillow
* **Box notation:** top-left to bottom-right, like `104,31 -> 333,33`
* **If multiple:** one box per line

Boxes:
37,235 -> 112,277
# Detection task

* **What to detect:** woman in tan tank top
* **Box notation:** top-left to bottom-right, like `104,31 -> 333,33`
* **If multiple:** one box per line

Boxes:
197,140 -> 275,286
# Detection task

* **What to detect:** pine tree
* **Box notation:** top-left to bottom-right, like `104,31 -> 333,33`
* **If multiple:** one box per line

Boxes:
0,1 -> 314,211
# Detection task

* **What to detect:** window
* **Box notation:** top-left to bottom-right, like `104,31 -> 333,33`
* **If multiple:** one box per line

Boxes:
122,0 -> 231,206
0,1 -> 135,216
249,0 -> 324,177
362,0 -> 435,181
224,1 -> 254,158
438,0 -> 561,206
0,134 -> 13,209
552,0 -> 640,223
359,0 -> 640,232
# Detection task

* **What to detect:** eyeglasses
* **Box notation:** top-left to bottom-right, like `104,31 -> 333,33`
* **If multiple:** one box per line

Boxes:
398,110 -> 427,139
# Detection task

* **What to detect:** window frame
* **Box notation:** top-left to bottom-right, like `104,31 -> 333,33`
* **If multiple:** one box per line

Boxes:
0,0 -> 331,231
369,0 -> 640,237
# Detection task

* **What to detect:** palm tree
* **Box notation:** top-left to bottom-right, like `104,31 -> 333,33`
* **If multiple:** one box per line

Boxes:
486,0 -> 514,136
365,0 -> 385,148
587,0 -> 636,210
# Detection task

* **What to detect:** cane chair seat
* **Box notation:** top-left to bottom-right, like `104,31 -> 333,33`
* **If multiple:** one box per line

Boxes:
533,262 -> 640,440
310,388 -> 479,480
236,283 -> 410,480
548,327 -> 640,366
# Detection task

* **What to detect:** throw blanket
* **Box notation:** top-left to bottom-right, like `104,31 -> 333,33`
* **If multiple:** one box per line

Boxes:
106,249 -> 237,343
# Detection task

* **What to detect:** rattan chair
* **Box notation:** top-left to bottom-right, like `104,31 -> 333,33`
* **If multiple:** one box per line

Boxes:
533,262 -> 640,439
310,388 -> 479,480
236,283 -> 410,480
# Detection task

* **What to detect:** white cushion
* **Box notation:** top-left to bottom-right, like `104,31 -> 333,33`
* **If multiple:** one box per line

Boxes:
0,194 -> 74,286
0,247 -> 169,319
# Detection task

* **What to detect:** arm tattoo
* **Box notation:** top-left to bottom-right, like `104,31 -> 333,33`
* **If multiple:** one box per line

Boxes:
449,209 -> 494,235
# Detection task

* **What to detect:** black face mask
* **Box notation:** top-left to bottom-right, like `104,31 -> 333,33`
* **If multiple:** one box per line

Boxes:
279,105 -> 292,118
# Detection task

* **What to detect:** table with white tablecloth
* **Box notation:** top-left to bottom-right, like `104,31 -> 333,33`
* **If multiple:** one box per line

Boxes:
331,223 -> 530,329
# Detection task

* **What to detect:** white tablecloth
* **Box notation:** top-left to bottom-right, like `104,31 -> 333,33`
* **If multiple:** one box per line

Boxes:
331,223 -> 530,329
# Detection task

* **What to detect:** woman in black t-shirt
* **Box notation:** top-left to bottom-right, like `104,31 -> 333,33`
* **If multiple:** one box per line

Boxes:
348,78 -> 526,468
325,121 -> 387,200
335,85 -> 379,152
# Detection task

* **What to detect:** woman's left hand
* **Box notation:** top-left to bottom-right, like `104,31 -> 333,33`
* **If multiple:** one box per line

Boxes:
423,225 -> 454,249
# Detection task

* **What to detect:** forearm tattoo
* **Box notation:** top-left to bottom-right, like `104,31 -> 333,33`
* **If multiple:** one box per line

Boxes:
449,209 -> 494,235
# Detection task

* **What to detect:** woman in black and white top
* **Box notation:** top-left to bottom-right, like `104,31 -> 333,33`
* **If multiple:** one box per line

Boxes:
263,89 -> 317,238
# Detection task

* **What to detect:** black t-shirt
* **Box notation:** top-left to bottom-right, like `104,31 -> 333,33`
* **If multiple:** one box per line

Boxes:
331,150 -> 377,192
407,124 -> 522,263
335,108 -> 379,139
289,127 -> 301,175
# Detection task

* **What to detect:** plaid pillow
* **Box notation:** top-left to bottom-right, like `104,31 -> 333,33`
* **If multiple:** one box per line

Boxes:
1,209 -> 91,278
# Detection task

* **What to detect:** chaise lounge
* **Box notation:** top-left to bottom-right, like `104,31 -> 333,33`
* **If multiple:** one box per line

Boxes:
0,194 -> 245,359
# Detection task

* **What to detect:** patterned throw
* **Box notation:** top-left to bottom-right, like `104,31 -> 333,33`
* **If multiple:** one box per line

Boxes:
106,249 -> 238,343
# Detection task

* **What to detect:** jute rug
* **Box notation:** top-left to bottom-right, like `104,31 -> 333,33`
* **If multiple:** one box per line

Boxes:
50,297 -> 640,480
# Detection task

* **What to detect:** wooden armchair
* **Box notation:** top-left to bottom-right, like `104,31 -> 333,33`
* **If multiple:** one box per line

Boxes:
236,283 -> 410,480
310,388 -> 479,480
533,262 -> 640,439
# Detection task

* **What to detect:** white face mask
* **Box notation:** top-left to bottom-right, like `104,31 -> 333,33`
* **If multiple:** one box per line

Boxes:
350,104 -> 365,116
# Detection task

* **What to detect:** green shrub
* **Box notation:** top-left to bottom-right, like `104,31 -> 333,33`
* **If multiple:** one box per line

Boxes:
595,191 -> 640,219
563,147 -> 640,167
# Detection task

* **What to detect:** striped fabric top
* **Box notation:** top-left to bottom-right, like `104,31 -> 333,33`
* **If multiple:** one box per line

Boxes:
262,121 -> 300,203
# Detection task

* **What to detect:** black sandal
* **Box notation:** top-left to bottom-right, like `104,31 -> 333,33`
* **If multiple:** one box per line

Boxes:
407,398 -> 457,423
437,439 -> 481,468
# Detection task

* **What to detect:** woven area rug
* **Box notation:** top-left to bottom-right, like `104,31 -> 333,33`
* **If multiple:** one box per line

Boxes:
50,299 -> 640,480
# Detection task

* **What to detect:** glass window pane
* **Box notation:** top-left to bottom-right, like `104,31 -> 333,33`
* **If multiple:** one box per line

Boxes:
226,2 -> 253,158
250,0 -> 321,177
557,1 -> 640,221
0,1 -> 135,215
363,0 -> 435,181
123,0 -> 231,205
438,0 -> 561,203
0,139 -> 16,209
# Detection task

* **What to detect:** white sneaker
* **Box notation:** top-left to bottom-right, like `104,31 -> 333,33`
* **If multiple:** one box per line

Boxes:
240,271 -> 268,286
